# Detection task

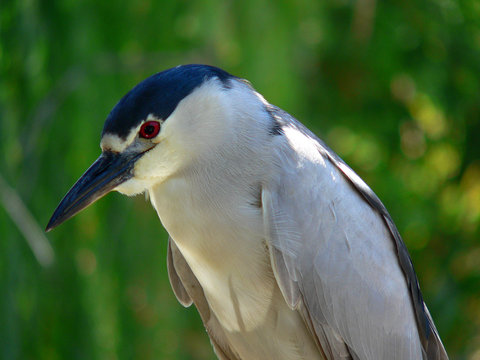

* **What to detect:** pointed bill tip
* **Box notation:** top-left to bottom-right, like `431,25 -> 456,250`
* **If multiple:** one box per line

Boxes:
45,215 -> 61,233
45,222 -> 54,233
45,151 -> 139,233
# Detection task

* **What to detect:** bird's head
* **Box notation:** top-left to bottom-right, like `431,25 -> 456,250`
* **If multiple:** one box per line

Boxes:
46,64 -> 272,232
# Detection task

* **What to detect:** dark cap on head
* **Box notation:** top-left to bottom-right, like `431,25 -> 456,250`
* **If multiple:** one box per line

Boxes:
102,64 -> 236,139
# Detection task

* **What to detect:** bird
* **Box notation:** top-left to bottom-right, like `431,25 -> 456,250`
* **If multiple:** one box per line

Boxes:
46,64 -> 448,360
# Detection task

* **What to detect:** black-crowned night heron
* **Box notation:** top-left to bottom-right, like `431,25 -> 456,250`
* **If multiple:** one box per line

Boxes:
46,64 -> 448,359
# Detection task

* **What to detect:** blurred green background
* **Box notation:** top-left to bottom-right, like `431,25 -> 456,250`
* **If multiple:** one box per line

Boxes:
1,0 -> 479,359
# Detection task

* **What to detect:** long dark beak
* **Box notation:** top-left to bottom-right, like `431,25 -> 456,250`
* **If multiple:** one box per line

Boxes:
46,151 -> 142,232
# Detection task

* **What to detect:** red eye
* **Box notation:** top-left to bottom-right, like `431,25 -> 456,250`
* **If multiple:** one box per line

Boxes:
139,121 -> 161,139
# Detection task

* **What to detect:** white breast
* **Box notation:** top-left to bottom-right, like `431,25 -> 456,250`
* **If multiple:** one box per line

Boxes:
149,176 -> 321,359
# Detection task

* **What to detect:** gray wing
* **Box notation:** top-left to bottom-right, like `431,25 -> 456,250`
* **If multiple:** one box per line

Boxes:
167,238 -> 240,360
262,107 -> 448,359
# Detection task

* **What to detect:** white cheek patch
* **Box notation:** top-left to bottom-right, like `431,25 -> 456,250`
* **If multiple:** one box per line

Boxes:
100,133 -> 133,153
100,114 -> 163,152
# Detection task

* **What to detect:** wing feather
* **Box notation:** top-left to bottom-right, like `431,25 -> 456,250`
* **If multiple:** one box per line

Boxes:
262,107 -> 448,359
167,238 -> 192,307
167,238 -> 240,360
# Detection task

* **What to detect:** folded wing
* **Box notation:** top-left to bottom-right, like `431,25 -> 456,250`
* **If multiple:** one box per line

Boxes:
262,109 -> 448,359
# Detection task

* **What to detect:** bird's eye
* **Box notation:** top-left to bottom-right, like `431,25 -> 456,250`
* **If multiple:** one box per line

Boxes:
139,121 -> 161,139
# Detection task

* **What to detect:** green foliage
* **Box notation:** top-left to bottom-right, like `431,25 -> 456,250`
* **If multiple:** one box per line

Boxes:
1,0 -> 479,358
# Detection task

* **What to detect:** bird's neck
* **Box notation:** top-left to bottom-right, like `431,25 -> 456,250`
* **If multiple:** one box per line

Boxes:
150,168 -> 264,258
148,169 -> 278,331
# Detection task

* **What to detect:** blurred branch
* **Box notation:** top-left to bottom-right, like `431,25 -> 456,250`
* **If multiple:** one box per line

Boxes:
0,174 -> 55,267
